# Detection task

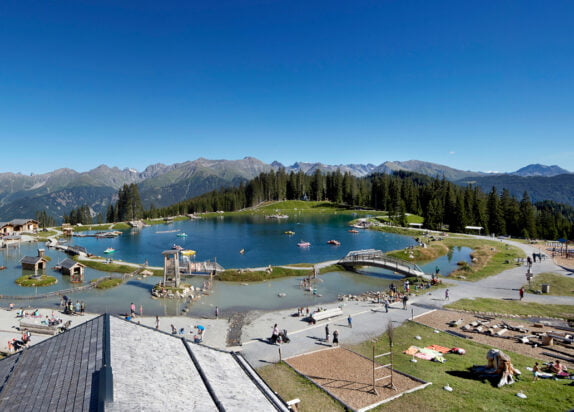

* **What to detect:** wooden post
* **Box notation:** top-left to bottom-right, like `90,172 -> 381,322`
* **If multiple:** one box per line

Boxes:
372,343 -> 377,395
390,346 -> 395,390
279,347 -> 282,363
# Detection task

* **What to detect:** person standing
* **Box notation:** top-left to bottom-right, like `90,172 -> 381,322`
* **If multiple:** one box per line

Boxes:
519,287 -> 525,301
271,323 -> 279,344
384,298 -> 390,313
130,302 -> 136,316
347,314 -> 352,328
139,304 -> 143,317
155,315 -> 160,329
325,324 -> 330,342
445,289 -> 450,301
215,306 -> 219,319
80,301 -> 85,315
402,295 -> 409,310
332,329 -> 339,346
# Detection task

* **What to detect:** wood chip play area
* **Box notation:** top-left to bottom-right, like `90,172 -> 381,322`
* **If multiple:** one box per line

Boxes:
286,347 -> 429,411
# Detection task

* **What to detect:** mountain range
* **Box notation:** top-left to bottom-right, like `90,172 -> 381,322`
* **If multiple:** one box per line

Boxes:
0,158 -> 571,221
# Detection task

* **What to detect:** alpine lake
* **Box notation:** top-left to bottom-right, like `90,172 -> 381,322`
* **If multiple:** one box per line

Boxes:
0,214 -> 472,316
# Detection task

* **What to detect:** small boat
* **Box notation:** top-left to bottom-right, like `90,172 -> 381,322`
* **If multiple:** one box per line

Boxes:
0,266 -> 6,270
284,230 -> 295,235
176,232 -> 188,237
327,240 -> 341,246
348,229 -> 359,233
172,244 -> 184,251
181,250 -> 196,256
104,248 -> 115,254
277,292 -> 287,297
265,214 -> 288,219
239,249 -> 245,254
297,241 -> 311,248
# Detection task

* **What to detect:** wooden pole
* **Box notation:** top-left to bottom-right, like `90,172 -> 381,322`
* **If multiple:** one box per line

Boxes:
279,347 -> 282,363
372,344 -> 377,395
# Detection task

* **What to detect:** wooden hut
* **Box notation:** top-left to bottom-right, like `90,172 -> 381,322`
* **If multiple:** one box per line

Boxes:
21,256 -> 48,271
62,223 -> 73,237
59,258 -> 86,283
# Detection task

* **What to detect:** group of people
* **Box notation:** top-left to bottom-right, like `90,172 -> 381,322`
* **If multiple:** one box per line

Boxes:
7,331 -> 30,353
324,324 -> 339,346
532,360 -> 570,380
61,296 -> 85,315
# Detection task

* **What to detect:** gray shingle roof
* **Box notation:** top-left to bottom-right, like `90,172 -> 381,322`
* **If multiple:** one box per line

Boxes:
0,316 -> 289,412
60,258 -> 84,270
21,256 -> 45,265
0,316 -> 104,411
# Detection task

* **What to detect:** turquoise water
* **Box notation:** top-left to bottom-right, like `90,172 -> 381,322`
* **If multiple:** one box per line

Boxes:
0,215 -> 471,316
69,214 -> 417,268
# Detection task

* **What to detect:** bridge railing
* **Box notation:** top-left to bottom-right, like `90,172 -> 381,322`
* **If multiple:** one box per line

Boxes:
340,250 -> 425,276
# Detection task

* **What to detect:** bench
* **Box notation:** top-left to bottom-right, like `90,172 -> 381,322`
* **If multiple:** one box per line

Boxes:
287,398 -> 301,411
19,321 -> 60,336
311,307 -> 343,322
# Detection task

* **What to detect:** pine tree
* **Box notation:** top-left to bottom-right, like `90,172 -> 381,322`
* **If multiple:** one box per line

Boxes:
519,192 -> 537,239
487,187 -> 505,236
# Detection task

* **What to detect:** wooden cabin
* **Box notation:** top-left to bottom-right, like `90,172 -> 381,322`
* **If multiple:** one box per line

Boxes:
60,258 -> 86,282
11,219 -> 39,233
62,223 -> 74,236
21,256 -> 48,271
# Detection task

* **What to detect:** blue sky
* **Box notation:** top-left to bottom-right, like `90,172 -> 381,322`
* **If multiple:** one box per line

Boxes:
1,0 -> 573,174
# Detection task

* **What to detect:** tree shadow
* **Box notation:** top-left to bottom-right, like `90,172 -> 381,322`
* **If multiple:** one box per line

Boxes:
446,369 -> 499,387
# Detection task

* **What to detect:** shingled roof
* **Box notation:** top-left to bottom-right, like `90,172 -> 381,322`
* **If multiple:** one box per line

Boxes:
60,258 -> 85,270
0,315 -> 288,411
20,256 -> 46,266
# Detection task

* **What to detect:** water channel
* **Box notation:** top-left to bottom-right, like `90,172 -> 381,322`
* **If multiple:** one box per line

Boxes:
0,214 -> 472,316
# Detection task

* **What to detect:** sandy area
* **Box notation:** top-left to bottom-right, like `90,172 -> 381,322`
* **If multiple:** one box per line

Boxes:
286,347 -> 427,410
0,307 -> 230,353
415,309 -> 574,367
533,242 -> 574,270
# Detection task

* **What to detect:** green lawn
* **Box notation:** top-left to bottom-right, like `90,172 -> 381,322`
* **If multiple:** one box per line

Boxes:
217,266 -> 312,282
15,274 -> 57,287
76,257 -> 140,274
446,298 -> 574,319
260,321 -> 574,411
525,272 -> 574,296
352,321 -> 574,411
94,277 -> 123,289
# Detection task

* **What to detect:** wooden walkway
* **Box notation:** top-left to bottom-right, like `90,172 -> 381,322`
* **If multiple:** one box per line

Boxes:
339,249 -> 430,279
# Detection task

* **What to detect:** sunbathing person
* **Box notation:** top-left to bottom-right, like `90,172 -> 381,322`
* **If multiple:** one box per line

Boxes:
550,360 -> 567,374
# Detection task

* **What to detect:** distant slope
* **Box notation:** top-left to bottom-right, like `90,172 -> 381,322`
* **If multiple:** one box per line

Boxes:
272,161 -> 377,177
511,164 -> 571,177
375,160 -> 488,181
457,174 -> 574,206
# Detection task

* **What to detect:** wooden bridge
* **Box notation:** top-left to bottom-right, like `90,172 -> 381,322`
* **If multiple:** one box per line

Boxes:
339,249 -> 430,279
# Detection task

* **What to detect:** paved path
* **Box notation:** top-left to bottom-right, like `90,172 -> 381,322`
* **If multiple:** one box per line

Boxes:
239,238 -> 574,367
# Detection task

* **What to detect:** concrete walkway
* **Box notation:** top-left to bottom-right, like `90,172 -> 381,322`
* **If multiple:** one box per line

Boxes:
238,238 -> 574,367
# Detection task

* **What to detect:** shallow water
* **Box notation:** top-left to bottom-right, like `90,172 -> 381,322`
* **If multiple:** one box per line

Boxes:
0,216 -> 471,316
